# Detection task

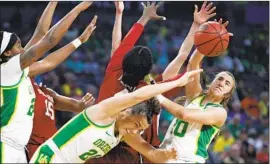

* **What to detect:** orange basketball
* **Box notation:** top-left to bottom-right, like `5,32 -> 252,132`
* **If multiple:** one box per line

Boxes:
194,21 -> 230,57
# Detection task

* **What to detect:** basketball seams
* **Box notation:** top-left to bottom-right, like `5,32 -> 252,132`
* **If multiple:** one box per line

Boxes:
195,32 -> 228,47
208,23 -> 224,51
207,40 -> 223,56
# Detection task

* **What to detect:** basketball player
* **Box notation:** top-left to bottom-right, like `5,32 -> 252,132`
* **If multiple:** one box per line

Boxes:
88,1 -> 217,164
155,19 -> 235,162
0,2 -> 93,163
30,69 -> 203,163
23,3 -> 97,159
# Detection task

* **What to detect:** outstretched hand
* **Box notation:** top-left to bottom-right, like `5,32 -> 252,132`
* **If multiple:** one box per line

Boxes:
214,18 -> 233,36
115,1 -> 124,14
194,1 -> 216,25
79,15 -> 98,43
78,93 -> 95,109
141,2 -> 166,21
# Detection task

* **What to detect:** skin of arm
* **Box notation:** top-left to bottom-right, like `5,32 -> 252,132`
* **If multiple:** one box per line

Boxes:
28,15 -> 97,77
42,87 -> 94,113
20,2 -> 92,70
185,50 -> 204,102
162,23 -> 199,81
87,69 -> 202,121
111,1 -> 124,56
162,2 -> 217,81
123,133 -> 177,163
158,95 -> 227,127
24,2 -> 58,50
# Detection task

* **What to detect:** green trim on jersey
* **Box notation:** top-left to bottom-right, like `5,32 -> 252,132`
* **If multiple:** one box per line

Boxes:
83,110 -> 114,128
52,111 -> 113,149
52,112 -> 91,149
34,145 -> 55,164
0,141 -> 3,163
0,71 -> 24,88
0,87 -> 19,128
196,125 -> 219,159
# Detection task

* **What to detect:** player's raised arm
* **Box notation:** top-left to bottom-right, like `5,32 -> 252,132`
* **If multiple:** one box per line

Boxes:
123,133 -> 177,163
28,16 -> 97,77
185,18 -> 230,102
87,69 -> 203,121
107,1 -> 165,71
20,2 -> 93,70
111,1 -> 124,56
162,1 -> 216,81
24,2 -> 58,50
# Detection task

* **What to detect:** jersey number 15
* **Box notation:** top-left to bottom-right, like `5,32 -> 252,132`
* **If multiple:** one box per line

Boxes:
45,99 -> 54,120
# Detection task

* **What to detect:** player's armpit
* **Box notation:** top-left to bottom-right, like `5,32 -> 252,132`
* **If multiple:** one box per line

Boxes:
123,134 -> 177,163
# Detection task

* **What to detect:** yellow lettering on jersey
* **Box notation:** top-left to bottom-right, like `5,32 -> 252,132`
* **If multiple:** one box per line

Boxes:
38,154 -> 49,163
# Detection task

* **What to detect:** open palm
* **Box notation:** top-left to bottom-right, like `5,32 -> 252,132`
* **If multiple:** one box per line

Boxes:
194,1 -> 216,25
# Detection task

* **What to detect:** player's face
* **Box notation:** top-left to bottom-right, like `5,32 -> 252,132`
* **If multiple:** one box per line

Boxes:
8,39 -> 24,57
117,114 -> 149,136
209,72 -> 235,98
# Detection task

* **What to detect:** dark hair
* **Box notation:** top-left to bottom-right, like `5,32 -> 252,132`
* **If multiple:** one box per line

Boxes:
122,46 -> 153,91
129,97 -> 161,124
0,31 -> 19,64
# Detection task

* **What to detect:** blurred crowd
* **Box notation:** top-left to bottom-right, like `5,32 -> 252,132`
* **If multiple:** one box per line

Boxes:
0,1 -> 268,163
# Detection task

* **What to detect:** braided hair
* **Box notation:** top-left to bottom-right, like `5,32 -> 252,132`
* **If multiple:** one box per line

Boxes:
121,46 -> 153,92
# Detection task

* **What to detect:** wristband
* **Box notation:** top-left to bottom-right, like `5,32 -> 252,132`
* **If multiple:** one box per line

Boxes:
72,38 -> 82,48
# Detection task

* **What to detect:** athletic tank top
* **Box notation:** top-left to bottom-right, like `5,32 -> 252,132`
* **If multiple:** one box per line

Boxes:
43,110 -> 122,163
160,95 -> 222,163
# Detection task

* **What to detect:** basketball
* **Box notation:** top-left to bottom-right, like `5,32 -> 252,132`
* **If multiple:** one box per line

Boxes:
194,21 -> 230,57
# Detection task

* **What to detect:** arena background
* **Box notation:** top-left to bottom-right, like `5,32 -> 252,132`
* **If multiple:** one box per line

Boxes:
0,1 -> 268,163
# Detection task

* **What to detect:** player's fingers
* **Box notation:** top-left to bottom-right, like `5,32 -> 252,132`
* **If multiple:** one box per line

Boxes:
188,69 -> 203,77
218,18 -> 223,24
154,15 -> 166,21
214,19 -> 217,22
156,1 -> 164,9
223,21 -> 229,27
207,13 -> 216,19
90,15 -> 98,25
207,6 -> 216,14
194,4 -> 198,14
141,2 -> 146,8
205,2 -> 213,11
201,1 -> 207,10
228,33 -> 234,36
150,1 -> 156,7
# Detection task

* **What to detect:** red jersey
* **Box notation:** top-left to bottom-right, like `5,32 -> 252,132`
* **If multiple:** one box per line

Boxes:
87,23 -> 183,164
26,78 -> 57,159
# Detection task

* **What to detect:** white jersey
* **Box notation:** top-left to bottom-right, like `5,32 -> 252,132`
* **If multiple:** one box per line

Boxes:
160,95 -> 222,163
0,55 -> 35,148
31,110 -> 122,163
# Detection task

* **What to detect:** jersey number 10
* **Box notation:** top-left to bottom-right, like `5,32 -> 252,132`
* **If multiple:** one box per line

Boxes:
174,120 -> 189,137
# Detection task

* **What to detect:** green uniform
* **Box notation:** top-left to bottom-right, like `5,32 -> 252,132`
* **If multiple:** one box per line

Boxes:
30,110 -> 122,163
160,95 -> 222,163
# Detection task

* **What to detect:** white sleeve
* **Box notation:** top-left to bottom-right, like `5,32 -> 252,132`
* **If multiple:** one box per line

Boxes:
0,55 -> 28,86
